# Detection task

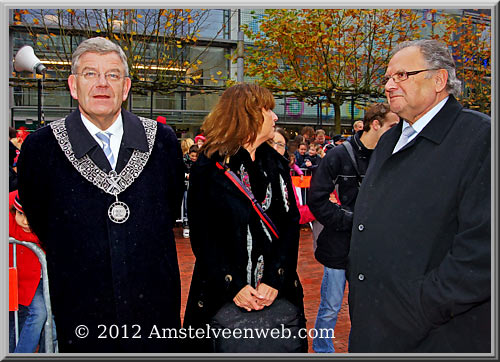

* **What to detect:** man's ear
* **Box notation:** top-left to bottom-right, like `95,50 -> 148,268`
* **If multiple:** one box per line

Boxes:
68,75 -> 78,100
371,119 -> 381,131
122,77 -> 132,102
435,69 -> 448,93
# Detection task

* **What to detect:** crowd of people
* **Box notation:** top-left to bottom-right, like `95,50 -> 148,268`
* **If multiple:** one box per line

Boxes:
8,36 -> 490,354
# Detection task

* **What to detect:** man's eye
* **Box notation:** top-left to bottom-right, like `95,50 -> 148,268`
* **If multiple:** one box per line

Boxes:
85,71 -> 98,78
107,73 -> 120,80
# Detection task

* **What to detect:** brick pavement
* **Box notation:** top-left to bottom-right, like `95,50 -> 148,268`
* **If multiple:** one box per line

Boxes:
174,226 -> 350,354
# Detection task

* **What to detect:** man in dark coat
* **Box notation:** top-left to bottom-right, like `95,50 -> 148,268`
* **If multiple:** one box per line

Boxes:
17,37 -> 184,353
347,39 -> 490,352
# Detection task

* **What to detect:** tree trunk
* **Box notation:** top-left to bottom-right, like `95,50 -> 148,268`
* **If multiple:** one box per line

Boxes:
334,102 -> 342,134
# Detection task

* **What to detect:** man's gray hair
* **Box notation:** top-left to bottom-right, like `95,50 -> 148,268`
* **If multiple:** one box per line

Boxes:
72,37 -> 129,76
393,39 -> 461,97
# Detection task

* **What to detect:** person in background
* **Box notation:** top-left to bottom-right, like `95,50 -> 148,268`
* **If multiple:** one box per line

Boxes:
302,143 -> 321,174
270,127 -> 288,159
294,142 -> 308,169
9,127 -> 21,167
315,144 -> 325,158
352,120 -> 364,133
300,126 -> 315,145
194,134 -> 206,149
348,39 -> 490,353
182,145 -> 199,238
308,102 -> 399,353
156,115 -> 167,125
9,191 -> 57,353
332,134 -> 346,146
9,127 -> 21,192
314,129 -> 327,148
183,83 -> 307,352
287,134 -> 303,156
181,138 -> 195,159
288,153 -> 303,181
17,37 -> 184,353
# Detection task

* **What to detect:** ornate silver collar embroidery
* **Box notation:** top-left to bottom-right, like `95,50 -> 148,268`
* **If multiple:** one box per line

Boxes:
50,117 -> 157,223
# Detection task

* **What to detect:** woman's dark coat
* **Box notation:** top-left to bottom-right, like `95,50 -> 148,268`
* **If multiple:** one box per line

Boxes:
347,95 -> 491,352
17,108 -> 185,352
183,143 -> 306,351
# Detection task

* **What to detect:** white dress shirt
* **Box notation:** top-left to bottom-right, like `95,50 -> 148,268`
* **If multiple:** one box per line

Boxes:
393,96 -> 448,154
80,113 -> 124,170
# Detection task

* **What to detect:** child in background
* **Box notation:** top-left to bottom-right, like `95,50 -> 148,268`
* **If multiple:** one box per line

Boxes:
194,134 -> 206,149
182,145 -> 199,238
184,145 -> 199,178
289,153 -> 304,182
9,191 -> 56,353
294,142 -> 308,169
302,143 -> 321,173
288,153 -> 315,225
316,144 -> 325,158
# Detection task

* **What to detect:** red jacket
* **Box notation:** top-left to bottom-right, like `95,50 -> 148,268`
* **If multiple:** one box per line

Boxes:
9,192 -> 43,306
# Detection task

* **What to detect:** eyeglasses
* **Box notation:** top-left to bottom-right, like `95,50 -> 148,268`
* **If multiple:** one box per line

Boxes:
270,140 -> 286,149
75,71 -> 125,82
384,69 -> 439,83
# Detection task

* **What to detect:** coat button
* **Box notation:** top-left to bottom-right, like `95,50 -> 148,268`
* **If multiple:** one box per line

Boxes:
358,224 -> 365,231
225,274 -> 232,283
198,300 -> 204,308
358,273 -> 365,281
278,268 -> 285,276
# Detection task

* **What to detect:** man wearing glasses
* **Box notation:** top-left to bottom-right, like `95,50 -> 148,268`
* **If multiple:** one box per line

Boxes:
347,39 -> 490,352
17,37 -> 184,352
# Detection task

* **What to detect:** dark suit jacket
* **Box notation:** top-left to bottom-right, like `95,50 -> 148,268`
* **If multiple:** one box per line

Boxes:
17,108 -> 185,352
347,95 -> 491,352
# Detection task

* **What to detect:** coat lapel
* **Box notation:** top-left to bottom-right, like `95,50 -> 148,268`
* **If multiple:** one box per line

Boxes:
65,108 -> 112,172
115,108 -> 149,173
379,95 -> 463,162
65,108 -> 150,174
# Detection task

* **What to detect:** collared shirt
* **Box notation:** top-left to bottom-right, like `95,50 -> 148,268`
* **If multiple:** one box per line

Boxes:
393,96 -> 448,154
80,113 -> 123,169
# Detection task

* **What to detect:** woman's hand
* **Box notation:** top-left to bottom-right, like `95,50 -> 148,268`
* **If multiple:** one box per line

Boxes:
255,283 -> 278,307
233,285 -> 265,311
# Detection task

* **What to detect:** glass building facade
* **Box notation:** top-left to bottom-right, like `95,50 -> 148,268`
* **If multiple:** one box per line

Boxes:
9,8 -> 491,138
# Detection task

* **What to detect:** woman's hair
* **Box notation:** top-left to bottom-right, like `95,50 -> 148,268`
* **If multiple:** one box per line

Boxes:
181,138 -> 194,155
201,83 -> 275,158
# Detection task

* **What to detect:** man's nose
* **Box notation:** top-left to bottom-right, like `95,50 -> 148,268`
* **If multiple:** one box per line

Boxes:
96,73 -> 110,86
385,77 -> 397,91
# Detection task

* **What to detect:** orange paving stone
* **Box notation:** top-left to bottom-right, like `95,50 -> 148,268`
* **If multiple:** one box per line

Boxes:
174,225 -> 351,354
